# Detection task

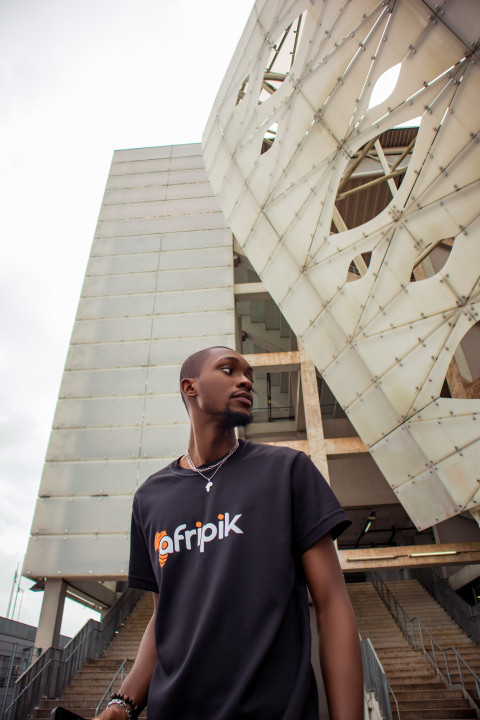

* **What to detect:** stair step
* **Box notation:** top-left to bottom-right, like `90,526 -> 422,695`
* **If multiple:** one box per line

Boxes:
33,593 -> 151,719
348,580 -> 480,720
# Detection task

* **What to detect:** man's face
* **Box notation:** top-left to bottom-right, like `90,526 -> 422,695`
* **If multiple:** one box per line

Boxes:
195,348 -> 254,427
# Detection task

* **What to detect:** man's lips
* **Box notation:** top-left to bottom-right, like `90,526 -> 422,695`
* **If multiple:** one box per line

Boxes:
231,392 -> 253,407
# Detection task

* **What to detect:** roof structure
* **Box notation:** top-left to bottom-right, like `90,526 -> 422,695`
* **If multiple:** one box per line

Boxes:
203,0 -> 480,530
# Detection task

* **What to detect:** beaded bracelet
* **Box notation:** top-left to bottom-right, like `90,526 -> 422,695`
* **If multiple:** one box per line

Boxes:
106,693 -> 139,719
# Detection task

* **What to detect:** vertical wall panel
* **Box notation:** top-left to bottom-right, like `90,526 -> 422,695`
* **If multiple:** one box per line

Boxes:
23,143 -> 235,580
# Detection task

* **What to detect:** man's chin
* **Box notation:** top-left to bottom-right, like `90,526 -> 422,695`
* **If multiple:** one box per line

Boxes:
221,409 -> 253,427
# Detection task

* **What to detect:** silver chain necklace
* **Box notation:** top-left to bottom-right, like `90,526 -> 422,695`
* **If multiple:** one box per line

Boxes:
184,441 -> 239,492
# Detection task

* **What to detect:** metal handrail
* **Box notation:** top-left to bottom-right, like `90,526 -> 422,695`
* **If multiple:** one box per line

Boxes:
95,658 -> 134,716
361,637 -> 397,719
371,572 -> 480,709
5,588 -> 143,720
411,616 -> 480,701
411,567 -> 480,645
387,678 -> 401,720
371,573 -> 415,646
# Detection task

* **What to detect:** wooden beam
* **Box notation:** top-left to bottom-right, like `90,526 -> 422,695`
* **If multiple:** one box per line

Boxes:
266,436 -> 368,455
242,351 -> 300,373
268,439 -> 310,453
324,437 -> 368,454
339,542 -> 480,571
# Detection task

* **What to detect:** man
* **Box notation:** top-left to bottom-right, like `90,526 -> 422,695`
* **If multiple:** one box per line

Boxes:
95,347 -> 363,720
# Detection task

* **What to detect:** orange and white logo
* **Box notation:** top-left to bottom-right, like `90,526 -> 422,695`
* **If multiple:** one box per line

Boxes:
154,512 -> 243,567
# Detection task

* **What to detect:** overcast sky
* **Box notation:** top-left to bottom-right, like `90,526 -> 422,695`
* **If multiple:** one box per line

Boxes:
0,0 -> 253,637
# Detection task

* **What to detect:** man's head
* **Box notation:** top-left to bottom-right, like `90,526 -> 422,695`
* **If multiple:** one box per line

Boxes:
180,346 -> 253,427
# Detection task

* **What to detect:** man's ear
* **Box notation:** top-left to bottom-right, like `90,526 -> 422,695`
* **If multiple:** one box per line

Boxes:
181,377 -> 197,398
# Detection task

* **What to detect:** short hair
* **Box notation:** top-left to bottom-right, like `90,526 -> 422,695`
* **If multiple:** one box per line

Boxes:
179,346 -> 234,408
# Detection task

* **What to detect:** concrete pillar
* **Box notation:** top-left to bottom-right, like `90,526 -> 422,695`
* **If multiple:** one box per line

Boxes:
34,579 -> 67,655
299,344 -> 330,483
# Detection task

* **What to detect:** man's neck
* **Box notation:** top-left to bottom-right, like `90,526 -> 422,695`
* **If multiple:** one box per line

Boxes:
180,423 -> 237,469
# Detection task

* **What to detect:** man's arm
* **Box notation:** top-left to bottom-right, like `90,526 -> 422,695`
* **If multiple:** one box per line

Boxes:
93,592 -> 159,719
302,534 -> 363,720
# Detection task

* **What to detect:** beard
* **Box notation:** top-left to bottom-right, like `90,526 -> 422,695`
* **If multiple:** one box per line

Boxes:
221,408 -> 253,427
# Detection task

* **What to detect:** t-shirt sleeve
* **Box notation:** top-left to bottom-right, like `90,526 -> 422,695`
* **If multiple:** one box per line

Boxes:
291,451 -> 351,555
128,493 -> 159,592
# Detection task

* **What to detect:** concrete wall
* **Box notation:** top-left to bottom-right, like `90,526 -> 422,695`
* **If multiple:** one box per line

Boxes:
23,144 -> 236,581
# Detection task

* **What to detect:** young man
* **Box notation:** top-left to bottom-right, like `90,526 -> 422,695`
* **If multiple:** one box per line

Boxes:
95,347 -> 363,720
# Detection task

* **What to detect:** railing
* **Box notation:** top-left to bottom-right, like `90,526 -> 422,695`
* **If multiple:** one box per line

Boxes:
5,588 -> 143,720
251,406 -> 294,423
361,638 -> 398,719
0,642 -> 34,719
370,573 -> 415,646
95,658 -> 134,716
410,617 -> 480,704
371,572 -> 480,711
411,567 -> 480,645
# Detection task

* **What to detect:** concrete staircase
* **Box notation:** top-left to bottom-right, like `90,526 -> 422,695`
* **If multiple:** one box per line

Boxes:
387,579 -> 480,708
32,593 -> 153,720
29,580 -> 480,719
347,582 -> 478,719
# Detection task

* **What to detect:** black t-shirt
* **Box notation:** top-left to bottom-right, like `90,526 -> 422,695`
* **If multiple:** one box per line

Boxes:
128,440 -> 350,720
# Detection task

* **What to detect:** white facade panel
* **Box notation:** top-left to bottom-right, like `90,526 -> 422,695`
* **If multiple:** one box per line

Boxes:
82,265 -> 234,298
165,182 -> 213,201
144,364 -> 197,395
59,368 -> 149,399
99,200 -> 167,222
31,496 -> 133,535
103,186 -> 169,205
111,157 -> 171,175
46,427 -> 143,462
87,252 -> 160,276
53,397 -> 146,429
158,246 -> 232,270
143,394 -> 187,426
170,143 -> 202,157
38,458 -> 172,497
105,167 -> 208,190
65,341 -> 151,371
103,180 -> 213,205
151,310 -> 234,339
111,153 -> 205,176
148,335 -> 236,365
113,145 -> 173,162
77,294 -> 156,320
95,211 -> 227,238
90,235 -> 162,256
156,267 -> 233,292
162,196 -> 222,216
99,196 -> 221,222
152,288 -> 234,315
82,272 -> 159,297
161,229 -> 231,251
111,143 -> 201,163
71,317 -> 153,344
24,145 -> 235,582
140,423 -> 190,458
23,536 -> 131,578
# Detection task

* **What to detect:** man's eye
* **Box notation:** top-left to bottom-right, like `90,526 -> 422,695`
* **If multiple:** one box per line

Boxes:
222,367 -> 232,374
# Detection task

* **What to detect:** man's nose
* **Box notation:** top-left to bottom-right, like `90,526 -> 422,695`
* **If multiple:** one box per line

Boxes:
238,373 -> 252,388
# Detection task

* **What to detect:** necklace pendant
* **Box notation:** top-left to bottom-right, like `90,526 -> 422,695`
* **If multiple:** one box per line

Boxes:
206,481 -> 213,492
